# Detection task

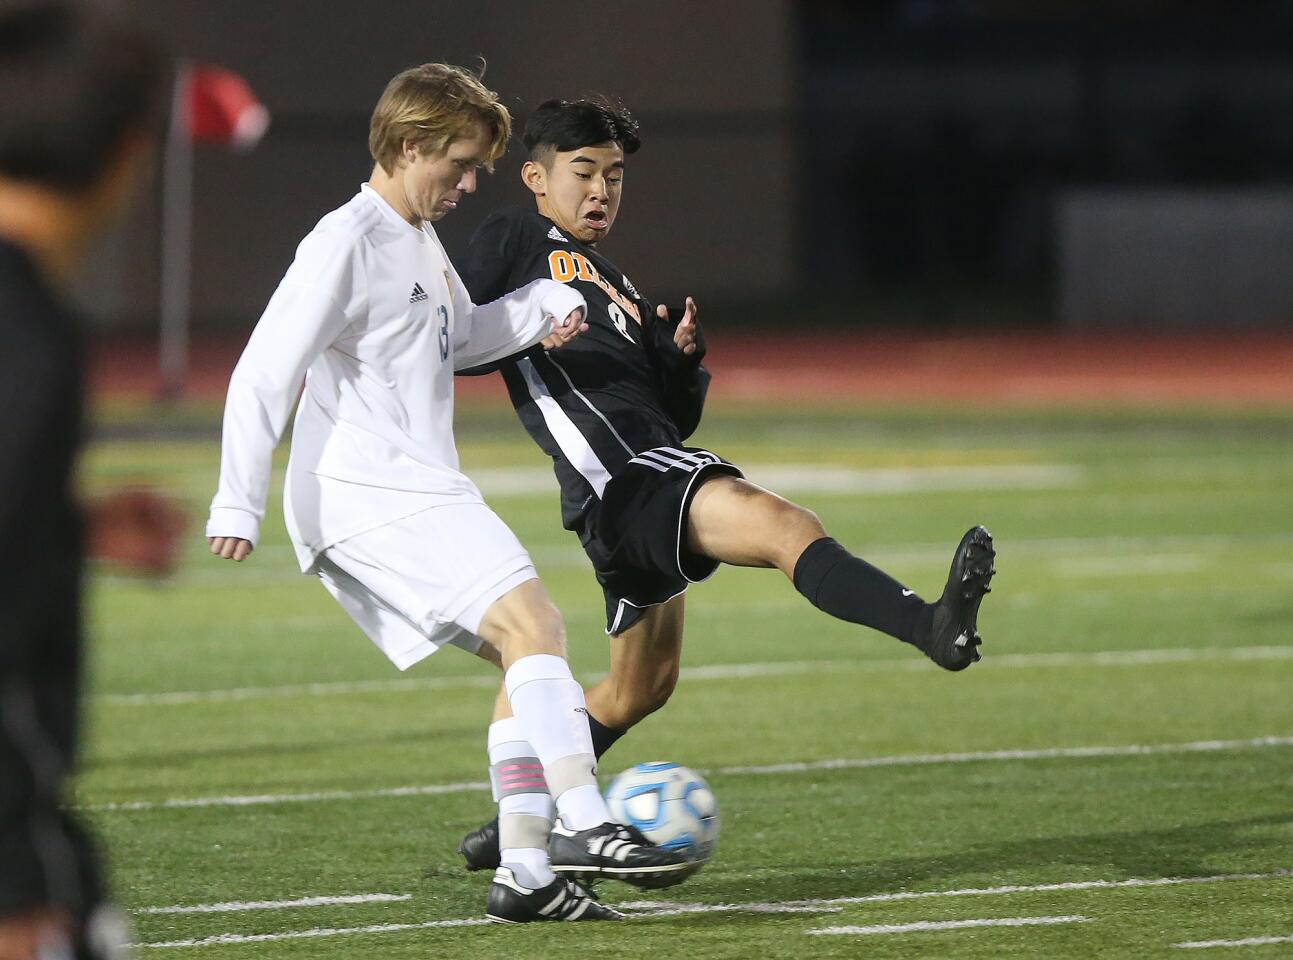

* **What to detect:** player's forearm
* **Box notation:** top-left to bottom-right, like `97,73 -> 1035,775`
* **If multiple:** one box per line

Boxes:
205,349 -> 307,544
206,389 -> 279,546
454,279 -> 585,370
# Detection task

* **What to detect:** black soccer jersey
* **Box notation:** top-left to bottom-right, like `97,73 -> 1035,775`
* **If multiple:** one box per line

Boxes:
461,206 -> 710,530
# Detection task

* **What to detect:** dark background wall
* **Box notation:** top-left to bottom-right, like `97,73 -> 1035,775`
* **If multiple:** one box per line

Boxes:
80,0 -> 1293,333
801,1 -> 1293,327
83,0 -> 796,330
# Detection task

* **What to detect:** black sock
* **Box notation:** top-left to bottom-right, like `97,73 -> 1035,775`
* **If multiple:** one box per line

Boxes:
588,713 -> 626,759
792,537 -> 930,644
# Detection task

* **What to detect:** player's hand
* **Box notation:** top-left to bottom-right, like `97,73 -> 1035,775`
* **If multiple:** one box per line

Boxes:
85,486 -> 187,576
0,908 -> 72,960
208,536 -> 254,562
662,296 -> 699,355
540,307 -> 588,350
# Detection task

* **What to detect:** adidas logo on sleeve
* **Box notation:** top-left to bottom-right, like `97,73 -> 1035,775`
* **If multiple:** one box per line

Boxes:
409,282 -> 428,303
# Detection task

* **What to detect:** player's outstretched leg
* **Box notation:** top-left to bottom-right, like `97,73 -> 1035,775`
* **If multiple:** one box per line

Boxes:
906,525 -> 995,671
487,868 -> 623,923
688,476 -> 996,669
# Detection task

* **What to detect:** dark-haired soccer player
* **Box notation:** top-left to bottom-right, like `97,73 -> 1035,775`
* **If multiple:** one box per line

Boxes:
454,98 -> 996,871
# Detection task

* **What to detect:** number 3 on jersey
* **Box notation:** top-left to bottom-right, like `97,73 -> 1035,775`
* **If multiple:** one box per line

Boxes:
437,304 -> 449,360
607,302 -> 634,343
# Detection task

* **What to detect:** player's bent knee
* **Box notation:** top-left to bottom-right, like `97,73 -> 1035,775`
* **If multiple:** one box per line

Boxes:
477,580 -> 568,662
761,497 -> 826,566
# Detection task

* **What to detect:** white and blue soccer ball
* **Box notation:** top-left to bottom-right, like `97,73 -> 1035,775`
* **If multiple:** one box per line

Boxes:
604,761 -> 719,872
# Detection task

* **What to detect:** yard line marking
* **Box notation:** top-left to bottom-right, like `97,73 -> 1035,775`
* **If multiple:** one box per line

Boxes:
627,902 -> 843,917
92,645 -> 1293,708
466,463 -> 1087,498
1055,555 -> 1207,578
137,919 -> 490,948
1176,935 -> 1293,949
88,781 -> 489,813
621,868 -> 1293,916
128,871 -> 1293,948
82,737 -> 1293,813
135,894 -> 410,915
714,736 -> 1293,777
808,915 -> 1091,936
97,676 -> 498,707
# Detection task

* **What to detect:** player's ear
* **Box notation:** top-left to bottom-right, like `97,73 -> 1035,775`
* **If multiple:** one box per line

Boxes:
521,160 -> 546,197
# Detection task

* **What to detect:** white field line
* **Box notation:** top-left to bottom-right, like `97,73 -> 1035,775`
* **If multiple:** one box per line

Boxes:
130,870 -> 1293,948
138,919 -> 489,948
87,780 -> 489,813
808,915 -> 1091,936
92,644 -> 1293,709
1177,935 -> 1293,949
96,675 -> 499,707
468,463 -> 1087,498
83,736 -> 1293,814
621,868 -> 1293,916
1056,555 -> 1207,578
170,529 -> 1293,587
135,894 -> 410,915
714,736 -> 1293,777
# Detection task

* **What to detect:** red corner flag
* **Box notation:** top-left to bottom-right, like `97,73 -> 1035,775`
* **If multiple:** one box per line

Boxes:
180,65 -> 269,149
158,63 -> 269,400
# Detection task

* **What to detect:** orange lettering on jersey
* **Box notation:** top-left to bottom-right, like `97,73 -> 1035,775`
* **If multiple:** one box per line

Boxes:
549,249 -> 641,324
548,250 -> 577,283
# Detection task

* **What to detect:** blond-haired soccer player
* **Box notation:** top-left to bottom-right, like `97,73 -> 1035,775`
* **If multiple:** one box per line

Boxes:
206,65 -> 689,924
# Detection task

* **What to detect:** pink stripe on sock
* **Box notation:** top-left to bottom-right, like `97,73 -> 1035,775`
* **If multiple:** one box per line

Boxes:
500,779 -> 548,790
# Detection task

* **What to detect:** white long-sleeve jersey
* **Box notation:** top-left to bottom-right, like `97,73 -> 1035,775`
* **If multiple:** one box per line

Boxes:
206,185 -> 585,571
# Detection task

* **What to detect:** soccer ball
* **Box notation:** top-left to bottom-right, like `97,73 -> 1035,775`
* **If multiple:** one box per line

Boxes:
604,761 -> 719,872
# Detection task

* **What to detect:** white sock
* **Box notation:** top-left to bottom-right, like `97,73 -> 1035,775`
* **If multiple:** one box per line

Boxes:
488,717 -> 556,888
504,654 -> 610,831
499,847 -> 553,890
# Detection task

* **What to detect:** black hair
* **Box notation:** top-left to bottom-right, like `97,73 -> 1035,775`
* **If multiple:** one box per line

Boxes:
522,96 -> 640,160
0,1 -> 167,190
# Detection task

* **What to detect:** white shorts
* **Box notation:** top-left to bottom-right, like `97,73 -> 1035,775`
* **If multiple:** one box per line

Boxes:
314,503 -> 538,671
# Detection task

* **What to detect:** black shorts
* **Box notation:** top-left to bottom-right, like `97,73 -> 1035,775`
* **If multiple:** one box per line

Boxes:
576,445 -> 742,635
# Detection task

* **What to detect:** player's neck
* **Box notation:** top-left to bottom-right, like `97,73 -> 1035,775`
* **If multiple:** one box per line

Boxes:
535,203 -> 599,249
0,182 -> 86,283
367,164 -> 419,226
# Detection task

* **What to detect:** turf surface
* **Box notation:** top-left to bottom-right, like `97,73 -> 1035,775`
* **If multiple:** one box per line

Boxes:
76,402 -> 1293,958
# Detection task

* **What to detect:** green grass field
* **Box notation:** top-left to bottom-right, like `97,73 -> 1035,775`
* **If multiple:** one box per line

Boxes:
76,401 -> 1293,958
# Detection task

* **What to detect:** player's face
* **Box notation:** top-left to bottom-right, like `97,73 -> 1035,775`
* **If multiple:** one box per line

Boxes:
403,123 -> 491,222
525,142 -> 624,245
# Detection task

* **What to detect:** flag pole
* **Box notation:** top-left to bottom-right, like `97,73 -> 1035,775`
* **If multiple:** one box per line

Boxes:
158,61 -> 192,401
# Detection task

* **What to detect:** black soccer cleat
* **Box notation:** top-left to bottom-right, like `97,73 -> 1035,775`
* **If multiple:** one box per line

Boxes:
486,867 -> 623,923
913,525 -> 996,671
548,819 -> 692,890
458,816 -> 501,872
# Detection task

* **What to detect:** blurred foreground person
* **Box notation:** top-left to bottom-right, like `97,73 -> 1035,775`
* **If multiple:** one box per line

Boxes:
0,2 -> 170,957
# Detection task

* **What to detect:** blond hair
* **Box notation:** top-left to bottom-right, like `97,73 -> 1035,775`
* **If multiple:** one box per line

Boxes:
368,62 -> 511,175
